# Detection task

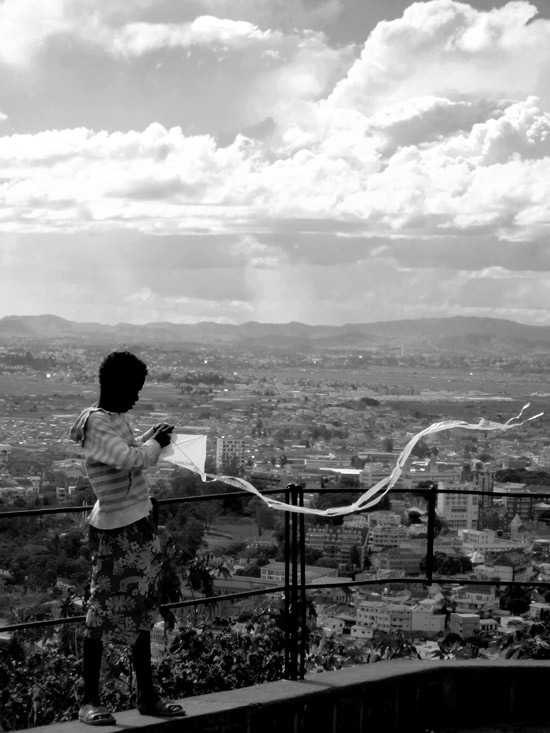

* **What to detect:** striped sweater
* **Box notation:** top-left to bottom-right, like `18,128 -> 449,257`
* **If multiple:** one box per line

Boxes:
70,407 -> 162,530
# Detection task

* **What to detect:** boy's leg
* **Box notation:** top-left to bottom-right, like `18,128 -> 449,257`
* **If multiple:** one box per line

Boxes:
131,630 -> 158,710
82,631 -> 103,706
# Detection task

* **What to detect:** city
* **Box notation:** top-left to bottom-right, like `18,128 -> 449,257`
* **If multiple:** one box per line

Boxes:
2,324 -> 550,729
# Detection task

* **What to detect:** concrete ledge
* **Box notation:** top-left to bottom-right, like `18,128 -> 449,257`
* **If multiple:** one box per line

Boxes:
18,660 -> 550,733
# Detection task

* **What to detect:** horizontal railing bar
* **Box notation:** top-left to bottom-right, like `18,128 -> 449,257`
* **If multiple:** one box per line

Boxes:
3,484 -> 550,520
0,505 -> 93,519
0,615 -> 87,632
161,584 -> 287,609
155,487 -> 286,505
2,577 -> 549,633
0,488 -> 287,519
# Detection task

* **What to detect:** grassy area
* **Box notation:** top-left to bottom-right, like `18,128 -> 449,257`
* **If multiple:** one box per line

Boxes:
205,516 -> 275,549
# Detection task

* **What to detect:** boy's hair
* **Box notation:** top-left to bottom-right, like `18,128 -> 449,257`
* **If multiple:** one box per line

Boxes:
99,351 -> 148,387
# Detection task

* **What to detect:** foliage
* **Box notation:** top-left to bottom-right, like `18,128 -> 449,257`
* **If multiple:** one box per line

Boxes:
0,612 -> 287,731
420,551 -> 472,575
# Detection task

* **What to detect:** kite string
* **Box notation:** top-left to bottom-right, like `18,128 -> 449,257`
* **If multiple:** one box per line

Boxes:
163,404 -> 543,517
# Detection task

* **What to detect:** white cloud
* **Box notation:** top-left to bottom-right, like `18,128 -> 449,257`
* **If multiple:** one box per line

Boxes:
0,93 -> 548,243
109,16 -> 275,57
328,1 -> 550,113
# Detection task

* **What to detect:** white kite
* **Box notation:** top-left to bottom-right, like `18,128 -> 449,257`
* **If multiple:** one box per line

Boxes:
159,404 -> 543,516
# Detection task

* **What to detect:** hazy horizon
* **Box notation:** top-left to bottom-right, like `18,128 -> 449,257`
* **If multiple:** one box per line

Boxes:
0,311 -> 547,329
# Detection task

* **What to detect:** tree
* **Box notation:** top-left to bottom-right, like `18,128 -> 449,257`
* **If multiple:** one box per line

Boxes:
186,558 -> 213,596
411,439 -> 431,459
499,584 -> 531,615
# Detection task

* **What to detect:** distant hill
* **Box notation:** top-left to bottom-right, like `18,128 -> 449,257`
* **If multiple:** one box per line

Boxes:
1,314 -> 550,353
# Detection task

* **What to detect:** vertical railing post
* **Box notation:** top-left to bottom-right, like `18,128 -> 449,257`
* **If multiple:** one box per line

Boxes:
283,482 -> 306,680
284,486 -> 291,679
425,482 -> 438,585
290,483 -> 299,679
298,483 -> 306,679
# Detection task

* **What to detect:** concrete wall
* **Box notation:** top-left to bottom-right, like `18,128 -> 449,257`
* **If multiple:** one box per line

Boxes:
19,659 -> 550,733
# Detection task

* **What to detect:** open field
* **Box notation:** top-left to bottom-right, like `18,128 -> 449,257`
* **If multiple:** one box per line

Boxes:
205,516 -> 275,550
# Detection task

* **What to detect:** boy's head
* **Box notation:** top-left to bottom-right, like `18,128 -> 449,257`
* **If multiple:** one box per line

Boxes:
99,351 -> 148,413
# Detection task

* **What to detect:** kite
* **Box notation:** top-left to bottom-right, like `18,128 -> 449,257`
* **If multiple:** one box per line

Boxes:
159,404 -> 543,517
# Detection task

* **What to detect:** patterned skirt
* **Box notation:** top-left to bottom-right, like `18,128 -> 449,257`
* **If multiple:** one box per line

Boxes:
86,513 -> 162,645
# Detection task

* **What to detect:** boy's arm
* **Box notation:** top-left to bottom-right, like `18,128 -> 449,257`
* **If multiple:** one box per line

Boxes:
136,423 -> 174,444
84,412 -> 162,470
136,426 -> 156,444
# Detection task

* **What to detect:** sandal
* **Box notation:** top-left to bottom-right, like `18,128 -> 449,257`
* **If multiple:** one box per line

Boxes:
78,704 -> 116,726
138,699 -> 186,717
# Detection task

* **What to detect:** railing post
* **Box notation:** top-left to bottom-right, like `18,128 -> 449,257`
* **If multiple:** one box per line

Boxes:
284,486 -> 291,679
298,483 -> 307,680
283,482 -> 306,681
425,482 -> 438,585
290,484 -> 299,680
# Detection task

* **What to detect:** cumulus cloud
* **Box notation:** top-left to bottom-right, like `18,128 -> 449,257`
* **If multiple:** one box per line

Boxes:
329,0 -> 550,112
108,16 -> 275,57
1,0 -> 550,324
0,91 -> 548,244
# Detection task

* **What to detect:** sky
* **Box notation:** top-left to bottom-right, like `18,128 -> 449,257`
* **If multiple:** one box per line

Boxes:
1,0 -> 550,326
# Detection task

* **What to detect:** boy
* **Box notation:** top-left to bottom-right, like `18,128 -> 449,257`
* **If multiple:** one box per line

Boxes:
70,351 -> 185,725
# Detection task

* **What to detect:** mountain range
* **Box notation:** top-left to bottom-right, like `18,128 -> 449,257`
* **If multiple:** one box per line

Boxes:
0,314 -> 549,352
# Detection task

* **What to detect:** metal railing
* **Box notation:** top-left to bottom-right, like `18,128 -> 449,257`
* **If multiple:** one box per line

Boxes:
1,481 -> 550,679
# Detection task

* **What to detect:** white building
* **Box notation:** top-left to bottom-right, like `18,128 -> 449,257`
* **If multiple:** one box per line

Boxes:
460,529 -> 523,554
453,585 -> 498,616
215,436 -> 247,471
437,481 -> 479,531
479,618 -> 498,633
411,607 -> 446,635
350,624 -> 374,640
357,601 -> 411,634
367,523 -> 408,552
529,602 -> 550,621
367,511 -> 402,529
260,562 -> 337,584
449,612 -> 480,638
475,563 -> 531,583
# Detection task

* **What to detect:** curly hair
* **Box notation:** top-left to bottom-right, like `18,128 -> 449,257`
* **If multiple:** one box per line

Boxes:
98,351 -> 148,388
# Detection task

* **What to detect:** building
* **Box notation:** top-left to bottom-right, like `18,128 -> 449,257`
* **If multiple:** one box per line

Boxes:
411,606 -> 446,636
404,457 -> 462,489
305,524 -> 365,564
479,618 -> 498,633
480,550 -> 532,583
367,523 -> 407,552
371,543 -> 425,575
350,624 -> 374,640
356,601 -> 412,634
493,482 -> 550,524
449,613 -> 480,638
215,436 -> 247,471
473,465 -> 495,509
260,562 -> 337,584
453,585 -> 498,616
309,576 -> 353,603
0,444 -> 10,469
460,529 -> 523,554
529,602 -> 550,621
437,481 -> 479,531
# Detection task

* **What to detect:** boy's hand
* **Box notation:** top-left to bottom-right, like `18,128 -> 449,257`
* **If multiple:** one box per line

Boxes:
153,424 -> 174,448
